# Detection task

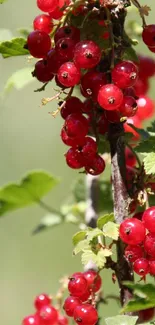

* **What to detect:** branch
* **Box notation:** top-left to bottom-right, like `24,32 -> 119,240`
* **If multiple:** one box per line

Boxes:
108,122 -> 134,309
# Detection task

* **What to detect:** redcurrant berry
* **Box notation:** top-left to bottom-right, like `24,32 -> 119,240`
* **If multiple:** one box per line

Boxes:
149,260 -> 155,276
32,60 -> 54,82
61,127 -> 84,147
80,71 -> 107,101
84,270 -> 102,292
54,26 -> 80,44
65,148 -> 84,169
57,62 -> 81,87
98,84 -> 123,110
68,273 -> 88,297
74,304 -> 98,325
27,31 -> 51,58
119,96 -> 138,117
142,207 -> 155,233
39,306 -> 58,325
34,294 -> 51,311
119,218 -> 146,245
33,14 -> 53,34
125,245 -> 143,263
138,55 -> 155,78
136,96 -> 154,120
112,61 -> 138,89
60,97 -> 83,119
37,0 -> 58,12
55,38 -> 76,60
133,258 -> 149,276
139,308 -> 155,323
49,7 -> 64,20
65,113 -> 88,139
85,155 -> 105,176
58,315 -> 69,325
142,25 -> 155,47
22,315 -> 40,325
63,296 -> 81,317
47,49 -> 66,75
144,233 -> 155,257
74,40 -> 101,69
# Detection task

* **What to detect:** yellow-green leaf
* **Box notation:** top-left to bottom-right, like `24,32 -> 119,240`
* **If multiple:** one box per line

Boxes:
102,222 -> 119,240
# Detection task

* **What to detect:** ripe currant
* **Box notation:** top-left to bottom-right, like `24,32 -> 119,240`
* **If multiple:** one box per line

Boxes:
119,218 -> 146,245
142,207 -> 155,233
142,25 -> 155,47
144,234 -> 155,257
85,155 -> 105,176
112,61 -> 138,89
39,305 -> 58,325
63,296 -> 81,317
65,148 -> 84,169
27,30 -> 51,58
57,62 -> 81,87
60,97 -> 83,119
74,40 -> 101,69
22,315 -> 40,325
33,14 -> 53,34
34,293 -> 51,311
54,26 -> 80,44
37,0 -> 58,13
68,273 -> 88,297
74,304 -> 98,325
98,84 -> 123,110
64,113 -> 88,139
83,270 -> 102,292
125,245 -> 143,263
133,258 -> 149,276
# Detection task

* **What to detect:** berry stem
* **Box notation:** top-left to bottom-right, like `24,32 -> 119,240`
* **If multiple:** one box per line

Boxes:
130,0 -> 147,28
38,199 -> 64,217
108,122 -> 134,309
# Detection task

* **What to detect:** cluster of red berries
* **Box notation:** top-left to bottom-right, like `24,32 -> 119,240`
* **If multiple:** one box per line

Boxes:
26,0 -> 155,175
119,206 -> 155,277
22,293 -> 68,325
63,270 -> 102,325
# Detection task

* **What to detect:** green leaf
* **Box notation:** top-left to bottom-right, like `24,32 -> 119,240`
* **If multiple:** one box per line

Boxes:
3,67 -> 34,93
135,136 -> 155,154
81,249 -> 106,269
32,214 -> 62,235
86,228 -> 103,242
143,153 -> 155,175
122,282 -> 155,313
97,213 -> 114,229
65,213 -> 79,224
72,231 -> 87,246
73,239 -> 90,255
102,222 -> 119,240
0,38 -> 29,58
105,315 -> 138,325
0,170 -> 58,216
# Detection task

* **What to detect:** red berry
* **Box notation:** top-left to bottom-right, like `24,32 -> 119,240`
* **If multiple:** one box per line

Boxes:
54,26 -> 80,44
79,289 -> 91,302
112,61 -> 138,89
65,147 -> 84,169
63,296 -> 81,317
74,40 -> 101,69
61,97 -> 83,119
134,78 -> 149,97
58,315 -> 69,325
119,96 -> 138,117
68,273 -> 88,297
57,62 -> 81,87
37,0 -> 58,12
84,270 -> 102,292
65,113 -> 88,138
139,308 -> 155,323
82,99 -> 94,114
136,96 -> 154,120
125,147 -> 136,168
47,48 -> 66,74
80,137 -> 97,160
133,258 -> 149,276
138,55 -> 155,78
142,207 -> 155,233
33,14 -> 53,34
27,31 -> 51,58
149,260 -> 155,275
124,87 -> 137,98
49,7 -> 64,20
80,71 -> 107,101
119,218 -> 146,245
34,294 -> 51,311
144,233 -> 155,257
39,306 -> 58,325
74,304 -> 98,325
55,38 -> 76,60
125,245 -> 143,263
142,25 -> 155,47
22,315 -> 40,325
59,0 -> 70,8
85,155 -> 105,176
98,84 -> 123,110
61,127 -> 84,147
32,60 -> 54,82
105,109 -> 121,123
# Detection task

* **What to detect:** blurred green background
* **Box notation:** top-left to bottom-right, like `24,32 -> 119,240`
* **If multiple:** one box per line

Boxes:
0,1 -> 155,324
